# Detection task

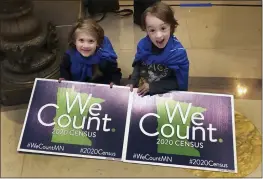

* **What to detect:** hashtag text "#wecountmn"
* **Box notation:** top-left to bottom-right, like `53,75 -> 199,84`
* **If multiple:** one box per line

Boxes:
27,142 -> 65,152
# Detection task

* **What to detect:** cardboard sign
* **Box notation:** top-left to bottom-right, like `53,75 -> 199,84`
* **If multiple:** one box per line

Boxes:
17,78 -> 237,173
17,78 -> 131,160
122,90 -> 237,173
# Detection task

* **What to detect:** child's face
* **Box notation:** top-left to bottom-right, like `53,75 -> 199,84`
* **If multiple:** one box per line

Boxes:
75,31 -> 98,57
145,14 -> 171,49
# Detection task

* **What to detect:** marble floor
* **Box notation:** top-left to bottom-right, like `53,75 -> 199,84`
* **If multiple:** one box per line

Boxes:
1,1 -> 262,178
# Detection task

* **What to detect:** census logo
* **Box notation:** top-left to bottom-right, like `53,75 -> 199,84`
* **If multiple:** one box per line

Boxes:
37,88 -> 113,146
139,98 -> 220,151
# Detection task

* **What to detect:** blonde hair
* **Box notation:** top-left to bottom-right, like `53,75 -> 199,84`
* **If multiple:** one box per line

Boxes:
68,18 -> 104,48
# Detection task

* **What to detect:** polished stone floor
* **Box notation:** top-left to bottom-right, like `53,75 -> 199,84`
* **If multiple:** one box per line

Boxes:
1,0 -> 262,177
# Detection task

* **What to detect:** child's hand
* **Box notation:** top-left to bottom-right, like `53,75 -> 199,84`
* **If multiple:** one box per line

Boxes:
126,84 -> 133,92
137,79 -> 149,97
110,82 -> 114,88
58,78 -> 65,83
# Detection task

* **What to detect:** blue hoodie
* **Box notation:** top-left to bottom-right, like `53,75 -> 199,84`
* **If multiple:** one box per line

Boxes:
134,35 -> 189,91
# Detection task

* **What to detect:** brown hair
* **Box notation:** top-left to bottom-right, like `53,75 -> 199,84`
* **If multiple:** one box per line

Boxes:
68,18 -> 104,49
141,2 -> 179,35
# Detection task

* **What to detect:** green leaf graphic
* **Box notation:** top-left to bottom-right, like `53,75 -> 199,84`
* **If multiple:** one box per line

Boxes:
51,87 -> 104,146
156,98 -> 206,157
